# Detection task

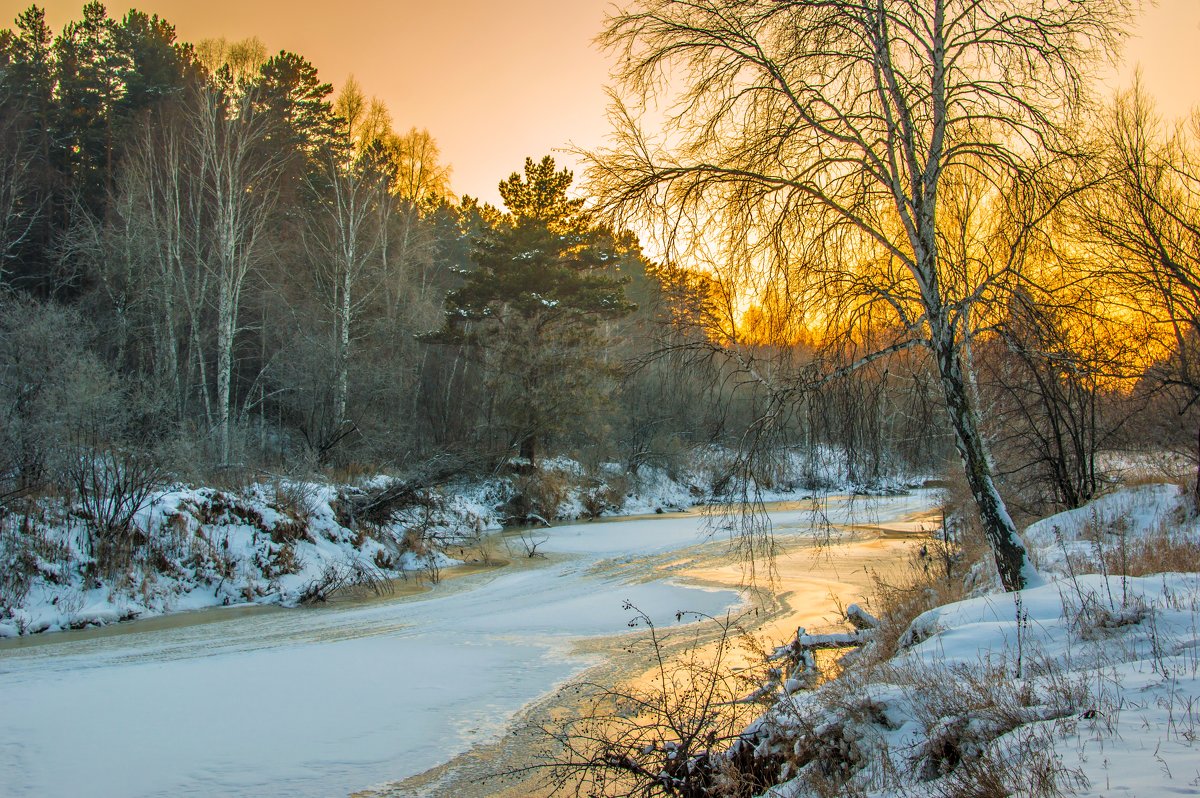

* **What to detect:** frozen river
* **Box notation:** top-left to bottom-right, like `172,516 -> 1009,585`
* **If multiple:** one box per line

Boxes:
0,492 -> 934,798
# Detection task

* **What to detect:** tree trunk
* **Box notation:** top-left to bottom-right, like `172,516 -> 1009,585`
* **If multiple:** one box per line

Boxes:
520,433 -> 537,469
216,279 -> 234,464
1194,422 -> 1200,513
934,339 -> 1033,592
334,268 -> 351,428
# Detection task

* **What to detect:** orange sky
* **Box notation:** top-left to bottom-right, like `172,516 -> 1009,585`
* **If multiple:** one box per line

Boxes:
8,0 -> 1200,205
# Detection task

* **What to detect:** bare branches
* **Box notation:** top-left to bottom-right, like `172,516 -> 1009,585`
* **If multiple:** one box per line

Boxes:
510,606 -> 764,798
588,0 -> 1133,590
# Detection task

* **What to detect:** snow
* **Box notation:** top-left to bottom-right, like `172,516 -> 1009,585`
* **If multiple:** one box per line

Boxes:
0,518 -> 734,797
744,484 -> 1200,798
0,448 -> 936,797
0,480 -> 472,638
0,484 -> 937,798
1,446 -> 927,640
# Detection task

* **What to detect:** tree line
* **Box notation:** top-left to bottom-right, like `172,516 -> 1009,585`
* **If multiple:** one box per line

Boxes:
0,3 -> 952,510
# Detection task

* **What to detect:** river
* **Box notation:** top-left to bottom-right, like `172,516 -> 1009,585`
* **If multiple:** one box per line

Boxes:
0,491 -> 936,798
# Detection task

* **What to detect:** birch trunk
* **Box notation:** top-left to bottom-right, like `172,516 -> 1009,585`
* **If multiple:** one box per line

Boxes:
933,330 -> 1033,591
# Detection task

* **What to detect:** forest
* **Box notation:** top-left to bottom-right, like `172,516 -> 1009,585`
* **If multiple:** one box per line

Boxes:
0,3 -> 954,501
0,0 -> 1197,581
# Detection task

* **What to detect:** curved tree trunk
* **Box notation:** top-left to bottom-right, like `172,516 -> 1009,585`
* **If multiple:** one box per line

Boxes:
934,338 -> 1034,591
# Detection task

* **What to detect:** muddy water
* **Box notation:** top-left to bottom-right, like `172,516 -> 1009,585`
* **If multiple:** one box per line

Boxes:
364,502 -> 940,798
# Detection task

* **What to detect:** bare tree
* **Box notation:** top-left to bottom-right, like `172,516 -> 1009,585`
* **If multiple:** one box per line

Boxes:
590,0 -> 1132,590
191,81 -> 283,463
389,127 -> 453,204
120,102 -> 212,424
305,85 -> 392,445
980,287 -> 1144,514
1082,83 -> 1200,504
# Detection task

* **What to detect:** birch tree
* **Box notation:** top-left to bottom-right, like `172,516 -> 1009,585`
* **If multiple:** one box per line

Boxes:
304,81 -> 392,451
120,103 -> 211,423
192,81 -> 282,463
591,0 -> 1132,590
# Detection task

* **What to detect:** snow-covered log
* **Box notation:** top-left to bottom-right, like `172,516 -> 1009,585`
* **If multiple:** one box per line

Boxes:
758,616 -> 879,695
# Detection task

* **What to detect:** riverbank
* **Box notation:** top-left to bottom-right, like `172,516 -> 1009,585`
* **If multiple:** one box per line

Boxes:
732,484 -> 1200,798
0,492 -> 933,798
0,449 -> 920,639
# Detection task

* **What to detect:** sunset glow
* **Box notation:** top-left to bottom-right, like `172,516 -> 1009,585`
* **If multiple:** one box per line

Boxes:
10,0 -> 1197,202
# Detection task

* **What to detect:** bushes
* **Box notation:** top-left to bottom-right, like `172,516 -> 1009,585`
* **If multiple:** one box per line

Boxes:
506,468 -> 572,523
0,295 -> 125,499
68,444 -> 163,574
0,510 -> 36,614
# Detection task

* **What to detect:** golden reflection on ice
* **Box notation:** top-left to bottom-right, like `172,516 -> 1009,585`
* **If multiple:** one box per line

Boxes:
368,503 -> 940,798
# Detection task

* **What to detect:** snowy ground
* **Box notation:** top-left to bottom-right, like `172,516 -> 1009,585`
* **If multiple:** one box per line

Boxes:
0,481 -> 469,638
0,492 -> 933,798
743,483 -> 1200,798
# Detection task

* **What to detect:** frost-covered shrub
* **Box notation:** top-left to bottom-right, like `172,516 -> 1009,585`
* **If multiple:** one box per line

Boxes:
581,470 -> 629,518
67,445 -> 162,575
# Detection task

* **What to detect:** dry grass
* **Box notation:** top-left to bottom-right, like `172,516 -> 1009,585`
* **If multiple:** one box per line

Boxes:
1101,527 -> 1200,577
769,651 -> 1092,798
1065,507 -> 1200,579
860,519 -> 990,664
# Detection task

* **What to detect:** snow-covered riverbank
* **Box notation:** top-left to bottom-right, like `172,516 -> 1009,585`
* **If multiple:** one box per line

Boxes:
0,449 -> 917,639
0,492 -> 932,798
720,483 -> 1200,798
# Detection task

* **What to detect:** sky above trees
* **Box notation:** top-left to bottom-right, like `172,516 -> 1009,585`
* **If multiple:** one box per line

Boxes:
9,0 -> 1200,204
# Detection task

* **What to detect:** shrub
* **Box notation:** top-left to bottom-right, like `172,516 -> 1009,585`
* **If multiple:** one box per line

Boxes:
68,444 -> 162,575
509,468 -> 570,522
0,295 -> 124,499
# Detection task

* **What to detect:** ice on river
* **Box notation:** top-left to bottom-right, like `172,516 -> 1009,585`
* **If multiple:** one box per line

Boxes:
0,493 -> 931,798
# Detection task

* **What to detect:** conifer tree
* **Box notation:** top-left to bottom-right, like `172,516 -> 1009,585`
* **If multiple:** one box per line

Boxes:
428,156 -> 637,466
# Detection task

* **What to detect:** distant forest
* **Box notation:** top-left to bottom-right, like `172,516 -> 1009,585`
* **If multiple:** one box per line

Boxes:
0,3 -> 1193,526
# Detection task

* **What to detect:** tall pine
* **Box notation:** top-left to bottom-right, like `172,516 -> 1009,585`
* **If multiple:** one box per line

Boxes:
429,156 -> 636,466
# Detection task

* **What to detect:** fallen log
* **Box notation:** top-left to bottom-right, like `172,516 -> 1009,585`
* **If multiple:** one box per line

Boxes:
761,605 -> 881,695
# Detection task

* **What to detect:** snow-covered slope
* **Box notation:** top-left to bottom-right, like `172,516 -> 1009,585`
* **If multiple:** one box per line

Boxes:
0,480 -> 471,638
1,449 -> 926,639
738,484 -> 1200,798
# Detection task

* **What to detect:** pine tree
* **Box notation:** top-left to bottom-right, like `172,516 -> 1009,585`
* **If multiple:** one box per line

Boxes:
0,6 -> 58,288
428,156 -> 637,466
54,1 -> 132,211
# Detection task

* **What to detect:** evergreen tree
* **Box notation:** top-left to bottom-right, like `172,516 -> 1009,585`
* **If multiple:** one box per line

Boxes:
0,6 -> 58,289
254,51 -> 335,166
113,11 -> 190,115
428,156 -> 637,466
54,1 -> 132,211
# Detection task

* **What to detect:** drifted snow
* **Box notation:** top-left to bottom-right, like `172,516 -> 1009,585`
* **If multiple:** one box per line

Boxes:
750,484 -> 1200,798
